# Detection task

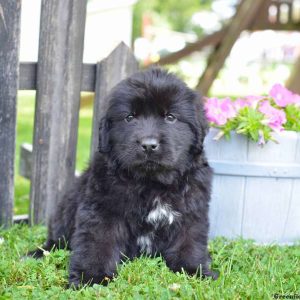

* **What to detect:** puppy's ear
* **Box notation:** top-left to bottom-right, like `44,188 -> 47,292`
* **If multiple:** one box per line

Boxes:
98,117 -> 111,153
193,96 -> 209,155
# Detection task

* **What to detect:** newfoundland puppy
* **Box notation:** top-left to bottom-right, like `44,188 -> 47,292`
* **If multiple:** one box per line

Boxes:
29,67 -> 218,287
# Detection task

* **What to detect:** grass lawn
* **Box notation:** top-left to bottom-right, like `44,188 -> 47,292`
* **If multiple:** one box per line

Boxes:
8,93 -> 299,299
0,225 -> 299,299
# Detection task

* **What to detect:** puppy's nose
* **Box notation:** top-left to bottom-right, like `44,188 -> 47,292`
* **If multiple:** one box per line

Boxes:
140,137 -> 159,152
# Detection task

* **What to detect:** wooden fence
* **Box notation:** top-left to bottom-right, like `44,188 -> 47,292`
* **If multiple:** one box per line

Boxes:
0,0 -> 138,227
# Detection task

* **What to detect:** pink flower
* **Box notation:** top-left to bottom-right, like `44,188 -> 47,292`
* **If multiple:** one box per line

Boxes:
204,97 -> 236,126
293,94 -> 300,106
244,95 -> 265,109
245,95 -> 264,102
259,100 -> 287,132
233,98 -> 250,111
269,84 -> 295,107
232,95 -> 264,111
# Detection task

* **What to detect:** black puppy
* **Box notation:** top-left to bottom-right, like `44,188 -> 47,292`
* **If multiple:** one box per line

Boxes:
29,68 -> 218,287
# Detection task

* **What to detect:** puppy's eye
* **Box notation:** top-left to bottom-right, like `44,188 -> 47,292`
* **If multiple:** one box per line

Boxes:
165,113 -> 177,124
125,114 -> 135,123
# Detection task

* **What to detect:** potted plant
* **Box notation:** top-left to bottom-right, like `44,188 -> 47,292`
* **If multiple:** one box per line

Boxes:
203,84 -> 300,244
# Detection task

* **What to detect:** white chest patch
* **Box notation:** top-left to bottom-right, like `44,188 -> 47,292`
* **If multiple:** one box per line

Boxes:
137,234 -> 152,254
137,197 -> 180,254
146,197 -> 180,227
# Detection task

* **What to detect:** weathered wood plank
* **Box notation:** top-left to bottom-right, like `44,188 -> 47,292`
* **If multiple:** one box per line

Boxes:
30,0 -> 87,224
19,143 -> 33,180
281,127 -> 300,243
81,63 -> 96,92
19,63 -> 96,92
205,129 -> 248,239
196,0 -> 266,95
0,0 -> 22,227
283,154 -> 300,243
19,63 -> 37,90
13,214 -> 29,224
90,42 -> 139,156
242,178 -> 293,243
242,130 -> 300,243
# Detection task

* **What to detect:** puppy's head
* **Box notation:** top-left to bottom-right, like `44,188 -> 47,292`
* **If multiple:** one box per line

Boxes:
99,68 -> 208,176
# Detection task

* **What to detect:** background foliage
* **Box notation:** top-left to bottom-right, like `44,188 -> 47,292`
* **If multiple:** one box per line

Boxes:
133,0 -> 213,40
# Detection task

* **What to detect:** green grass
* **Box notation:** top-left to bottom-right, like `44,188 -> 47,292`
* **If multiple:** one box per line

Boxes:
15,92 -> 93,215
0,225 -> 299,299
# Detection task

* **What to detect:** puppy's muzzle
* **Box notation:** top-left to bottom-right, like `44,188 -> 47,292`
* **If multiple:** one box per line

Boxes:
138,137 -> 160,154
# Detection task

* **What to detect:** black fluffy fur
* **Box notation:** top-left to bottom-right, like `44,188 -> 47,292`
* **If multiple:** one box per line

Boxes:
29,68 -> 218,287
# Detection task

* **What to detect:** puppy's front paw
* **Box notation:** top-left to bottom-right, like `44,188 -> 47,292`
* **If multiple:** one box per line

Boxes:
68,271 -> 82,289
25,248 -> 46,259
68,270 -> 112,288
202,268 -> 219,280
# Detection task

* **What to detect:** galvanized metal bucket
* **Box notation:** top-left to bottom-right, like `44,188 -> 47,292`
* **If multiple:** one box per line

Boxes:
204,128 -> 300,244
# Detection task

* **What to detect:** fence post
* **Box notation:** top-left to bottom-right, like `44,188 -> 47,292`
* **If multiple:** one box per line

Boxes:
0,0 -> 22,227
30,0 -> 87,224
90,42 -> 139,156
